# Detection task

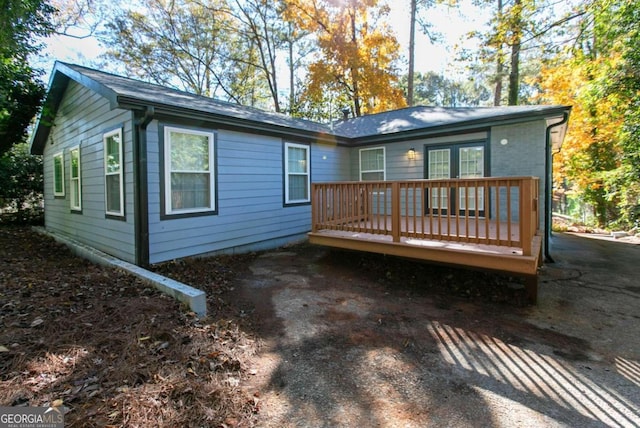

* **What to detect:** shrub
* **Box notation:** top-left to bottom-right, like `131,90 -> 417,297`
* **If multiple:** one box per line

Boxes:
0,142 -> 43,225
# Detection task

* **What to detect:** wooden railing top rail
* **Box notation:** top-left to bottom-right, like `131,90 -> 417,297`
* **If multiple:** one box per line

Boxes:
312,177 -> 539,186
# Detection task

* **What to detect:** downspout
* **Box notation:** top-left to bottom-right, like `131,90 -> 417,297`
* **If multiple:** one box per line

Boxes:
133,106 -> 155,266
544,111 -> 569,263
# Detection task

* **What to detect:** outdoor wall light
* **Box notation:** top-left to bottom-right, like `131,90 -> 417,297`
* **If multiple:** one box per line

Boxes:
500,138 -> 509,146
408,147 -> 416,160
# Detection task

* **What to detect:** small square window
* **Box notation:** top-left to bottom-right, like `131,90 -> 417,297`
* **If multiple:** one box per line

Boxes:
359,147 -> 385,181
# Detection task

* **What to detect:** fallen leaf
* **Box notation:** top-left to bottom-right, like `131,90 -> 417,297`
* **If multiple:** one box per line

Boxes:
51,399 -> 64,407
0,346 -> 9,352
30,318 -> 44,328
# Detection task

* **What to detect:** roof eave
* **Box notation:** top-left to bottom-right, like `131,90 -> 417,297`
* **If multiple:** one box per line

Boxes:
30,62 -> 121,155
117,96 -> 349,145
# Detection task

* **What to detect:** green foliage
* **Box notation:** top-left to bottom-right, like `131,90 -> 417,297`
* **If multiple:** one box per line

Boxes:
603,0 -> 640,228
400,72 -> 491,107
0,0 -> 55,154
0,142 -> 44,224
538,0 -> 640,229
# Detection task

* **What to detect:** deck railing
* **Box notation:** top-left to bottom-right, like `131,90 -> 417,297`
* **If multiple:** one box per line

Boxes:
311,177 -> 540,256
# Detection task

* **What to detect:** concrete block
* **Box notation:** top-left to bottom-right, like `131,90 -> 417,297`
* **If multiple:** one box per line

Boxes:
33,227 -> 207,317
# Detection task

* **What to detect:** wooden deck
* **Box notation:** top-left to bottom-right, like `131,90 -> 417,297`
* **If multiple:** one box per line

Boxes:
308,178 -> 542,303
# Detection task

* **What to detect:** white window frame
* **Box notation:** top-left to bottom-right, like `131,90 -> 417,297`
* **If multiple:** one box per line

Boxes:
359,147 -> 386,181
164,126 -> 216,215
53,151 -> 65,197
69,145 -> 82,211
104,128 -> 124,217
284,142 -> 311,204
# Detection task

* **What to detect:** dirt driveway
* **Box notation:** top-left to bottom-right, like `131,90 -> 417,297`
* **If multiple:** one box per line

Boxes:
231,233 -> 640,427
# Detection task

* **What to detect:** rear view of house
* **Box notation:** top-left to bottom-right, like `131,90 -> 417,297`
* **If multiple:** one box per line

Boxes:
31,62 -> 570,302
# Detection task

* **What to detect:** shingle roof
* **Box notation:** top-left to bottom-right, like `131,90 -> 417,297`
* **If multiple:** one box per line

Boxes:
62,63 -> 334,135
30,61 -> 570,154
334,105 -> 571,140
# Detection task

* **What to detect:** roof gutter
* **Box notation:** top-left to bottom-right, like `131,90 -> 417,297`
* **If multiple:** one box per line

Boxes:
133,106 -> 155,266
544,111 -> 570,263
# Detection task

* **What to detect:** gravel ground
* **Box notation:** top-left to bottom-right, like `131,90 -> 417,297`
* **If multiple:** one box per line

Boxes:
2,225 -> 639,427
229,235 -> 640,427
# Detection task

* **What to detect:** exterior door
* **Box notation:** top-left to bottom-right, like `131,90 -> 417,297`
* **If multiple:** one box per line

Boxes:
426,143 -> 486,216
427,148 -> 451,214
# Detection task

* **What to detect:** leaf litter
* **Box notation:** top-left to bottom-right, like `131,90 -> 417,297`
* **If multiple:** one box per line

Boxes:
0,226 -> 260,427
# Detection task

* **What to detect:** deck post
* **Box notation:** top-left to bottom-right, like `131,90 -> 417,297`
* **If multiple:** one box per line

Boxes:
524,274 -> 538,304
311,184 -> 317,233
392,182 -> 401,242
520,179 -> 533,256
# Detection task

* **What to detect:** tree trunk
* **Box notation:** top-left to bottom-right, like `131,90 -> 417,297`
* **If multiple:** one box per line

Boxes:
508,40 -> 520,105
507,0 -> 522,105
493,0 -> 503,106
408,0 -> 417,106
288,27 -> 296,116
349,9 -> 362,116
494,63 -> 503,106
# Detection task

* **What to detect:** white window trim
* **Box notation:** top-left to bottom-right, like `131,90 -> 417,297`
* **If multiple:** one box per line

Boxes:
53,151 -> 65,197
164,126 -> 216,215
359,146 -> 386,181
284,142 -> 311,204
104,128 -> 124,217
69,145 -> 82,211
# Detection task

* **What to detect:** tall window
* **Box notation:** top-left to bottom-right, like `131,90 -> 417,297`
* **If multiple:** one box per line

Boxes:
164,126 -> 215,215
53,152 -> 65,197
359,147 -> 385,181
70,146 -> 82,211
284,142 -> 310,204
104,128 -> 124,216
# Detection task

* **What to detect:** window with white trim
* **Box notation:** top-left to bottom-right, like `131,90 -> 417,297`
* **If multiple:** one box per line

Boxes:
104,128 -> 124,216
70,146 -> 82,211
53,152 -> 65,197
284,142 -> 310,204
164,126 -> 215,215
359,147 -> 385,181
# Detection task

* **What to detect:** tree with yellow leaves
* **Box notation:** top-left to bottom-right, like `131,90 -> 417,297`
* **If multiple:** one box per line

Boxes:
536,0 -> 639,228
282,0 -> 406,118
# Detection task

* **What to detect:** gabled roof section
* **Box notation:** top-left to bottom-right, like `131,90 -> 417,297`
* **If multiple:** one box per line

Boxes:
30,61 -> 571,155
31,62 -> 337,154
333,105 -> 571,143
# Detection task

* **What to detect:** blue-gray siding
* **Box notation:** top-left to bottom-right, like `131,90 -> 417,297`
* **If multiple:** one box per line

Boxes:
42,81 -> 136,262
146,123 -> 350,263
491,121 -> 547,228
